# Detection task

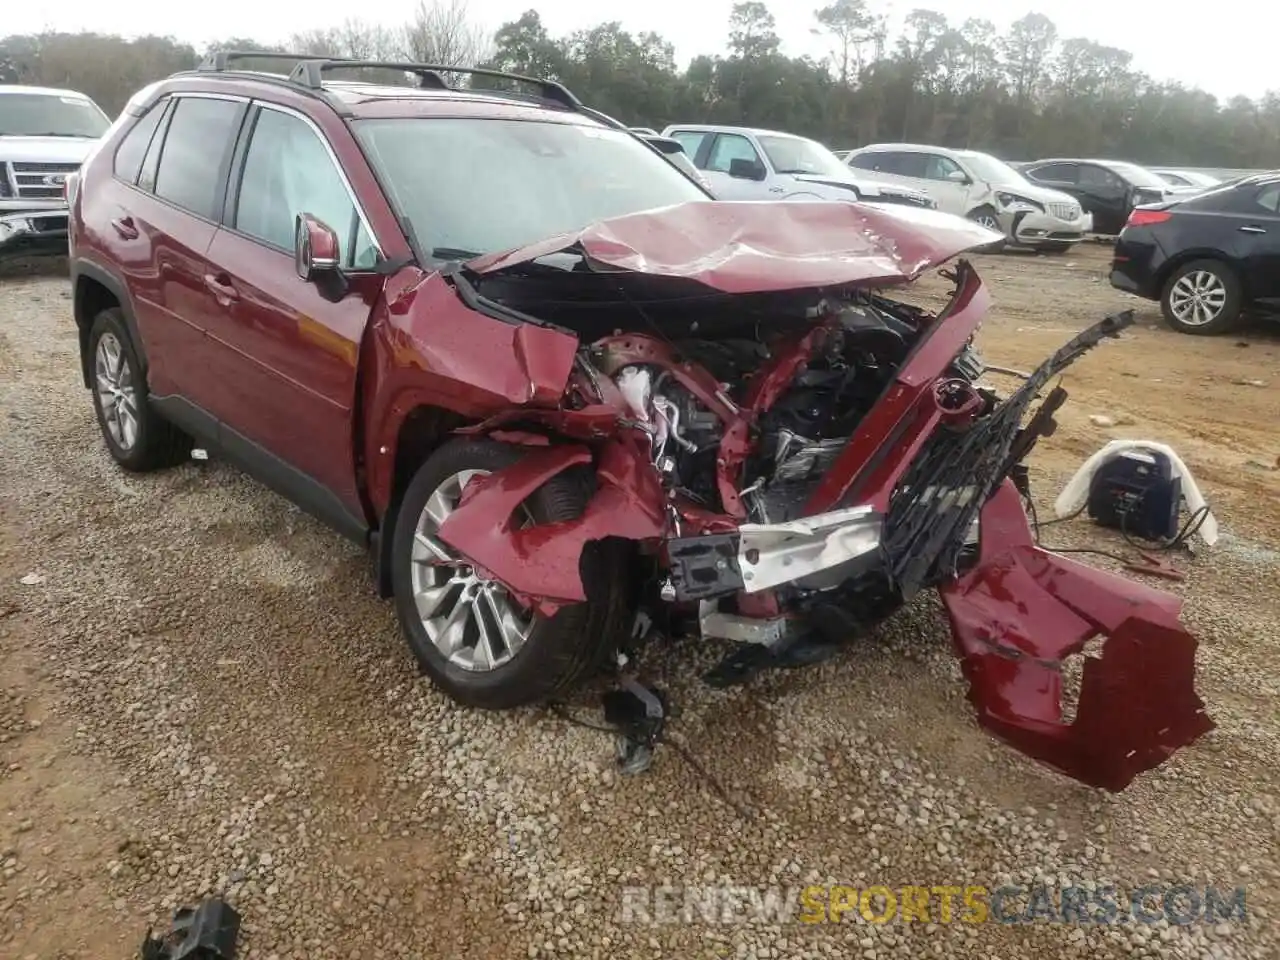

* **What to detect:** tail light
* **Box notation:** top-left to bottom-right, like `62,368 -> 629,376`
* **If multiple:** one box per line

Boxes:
1125,209 -> 1172,228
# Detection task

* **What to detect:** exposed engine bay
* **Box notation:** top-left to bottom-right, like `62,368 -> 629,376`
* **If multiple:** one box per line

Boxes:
471,261 -> 987,530
597,296 -> 987,527
423,201 -> 1214,793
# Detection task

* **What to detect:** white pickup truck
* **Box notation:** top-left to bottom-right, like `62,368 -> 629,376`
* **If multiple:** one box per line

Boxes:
1,84 -> 110,261
660,123 -> 936,211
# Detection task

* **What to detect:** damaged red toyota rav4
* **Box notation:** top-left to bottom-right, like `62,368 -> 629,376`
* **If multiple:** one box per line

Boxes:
67,53 -> 1212,791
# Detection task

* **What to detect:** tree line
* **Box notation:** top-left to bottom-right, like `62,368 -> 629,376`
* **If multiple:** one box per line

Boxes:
2,0 -> 1278,168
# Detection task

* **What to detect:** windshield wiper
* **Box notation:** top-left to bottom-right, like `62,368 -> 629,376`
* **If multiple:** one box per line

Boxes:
7,132 -> 91,138
430,246 -> 483,261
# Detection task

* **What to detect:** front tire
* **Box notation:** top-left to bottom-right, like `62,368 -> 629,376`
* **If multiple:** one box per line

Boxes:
88,308 -> 192,471
1160,259 -> 1243,335
966,206 -> 1005,252
390,438 -> 625,710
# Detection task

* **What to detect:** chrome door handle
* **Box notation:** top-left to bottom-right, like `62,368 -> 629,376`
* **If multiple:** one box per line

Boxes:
1239,225 -> 1266,234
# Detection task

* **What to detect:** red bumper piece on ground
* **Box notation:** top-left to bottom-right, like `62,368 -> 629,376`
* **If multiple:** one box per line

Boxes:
938,481 -> 1214,791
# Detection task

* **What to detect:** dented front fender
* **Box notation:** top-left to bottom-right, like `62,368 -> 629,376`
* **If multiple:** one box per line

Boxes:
939,481 -> 1214,791
435,435 -> 666,609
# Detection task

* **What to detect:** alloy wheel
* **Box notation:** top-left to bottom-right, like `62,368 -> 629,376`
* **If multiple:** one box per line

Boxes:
409,469 -> 534,672
94,332 -> 139,451
1168,271 -> 1227,326
974,213 -> 1000,231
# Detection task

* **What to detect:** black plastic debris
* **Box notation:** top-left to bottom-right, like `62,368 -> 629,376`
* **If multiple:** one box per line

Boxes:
602,678 -> 667,776
140,898 -> 240,960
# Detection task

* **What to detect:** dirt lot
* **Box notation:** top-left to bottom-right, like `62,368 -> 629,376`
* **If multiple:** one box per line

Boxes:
0,244 -> 1276,960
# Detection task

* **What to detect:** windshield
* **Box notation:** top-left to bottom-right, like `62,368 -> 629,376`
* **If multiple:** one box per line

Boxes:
958,151 -> 1028,185
352,117 -> 708,259
0,92 -> 110,137
757,135 -> 850,178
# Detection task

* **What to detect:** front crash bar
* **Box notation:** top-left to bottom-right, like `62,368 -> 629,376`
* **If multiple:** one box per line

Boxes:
939,481 -> 1214,792
665,505 -> 883,602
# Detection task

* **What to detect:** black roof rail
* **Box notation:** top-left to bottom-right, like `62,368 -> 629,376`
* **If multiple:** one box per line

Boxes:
287,59 -> 583,110
198,50 -> 339,73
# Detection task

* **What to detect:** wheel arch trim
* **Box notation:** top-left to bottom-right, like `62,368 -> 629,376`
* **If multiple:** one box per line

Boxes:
71,259 -> 147,389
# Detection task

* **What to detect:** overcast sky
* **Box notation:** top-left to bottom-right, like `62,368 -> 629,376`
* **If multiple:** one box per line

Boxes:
6,0 -> 1275,104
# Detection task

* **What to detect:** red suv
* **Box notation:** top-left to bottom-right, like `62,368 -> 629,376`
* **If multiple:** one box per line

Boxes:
67,53 -> 1212,790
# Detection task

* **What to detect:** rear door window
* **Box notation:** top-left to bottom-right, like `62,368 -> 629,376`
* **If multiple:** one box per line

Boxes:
1028,162 -> 1078,183
850,151 -> 922,176
152,96 -> 244,220
1079,164 -> 1124,189
884,152 -> 927,178
1254,184 -> 1280,213
922,154 -> 964,181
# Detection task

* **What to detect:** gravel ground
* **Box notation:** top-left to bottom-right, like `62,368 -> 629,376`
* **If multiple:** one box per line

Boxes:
0,245 -> 1277,959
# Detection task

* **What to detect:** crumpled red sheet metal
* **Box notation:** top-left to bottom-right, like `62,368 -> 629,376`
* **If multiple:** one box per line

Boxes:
464,200 -> 1003,293
938,481 -> 1214,791
435,435 -> 665,613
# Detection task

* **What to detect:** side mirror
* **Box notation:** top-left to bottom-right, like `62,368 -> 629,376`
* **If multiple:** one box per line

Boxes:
946,169 -> 970,184
294,213 -> 348,302
728,158 -> 766,181
295,213 -> 341,281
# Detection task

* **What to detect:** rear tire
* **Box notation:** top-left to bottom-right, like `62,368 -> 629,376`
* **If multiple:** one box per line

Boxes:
88,308 -> 192,472
1159,259 -> 1243,336
390,438 -> 626,709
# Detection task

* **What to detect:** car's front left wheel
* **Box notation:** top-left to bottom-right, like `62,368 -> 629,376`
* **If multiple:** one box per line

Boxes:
88,308 -> 192,471
390,438 -> 626,710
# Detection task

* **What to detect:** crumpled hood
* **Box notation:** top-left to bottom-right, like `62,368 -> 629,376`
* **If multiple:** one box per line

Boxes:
465,200 -> 1003,293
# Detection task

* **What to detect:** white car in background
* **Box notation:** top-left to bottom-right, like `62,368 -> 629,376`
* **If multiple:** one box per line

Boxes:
659,124 -> 937,210
845,142 -> 1094,252
1,84 -> 110,261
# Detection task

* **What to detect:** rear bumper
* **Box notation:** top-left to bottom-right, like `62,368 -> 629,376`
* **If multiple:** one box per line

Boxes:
1108,268 -> 1143,295
0,208 -> 69,260
1109,234 -> 1163,300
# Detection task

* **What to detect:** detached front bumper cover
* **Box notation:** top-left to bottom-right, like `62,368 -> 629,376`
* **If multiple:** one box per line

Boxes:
941,482 -> 1214,791
877,306 -> 1212,789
